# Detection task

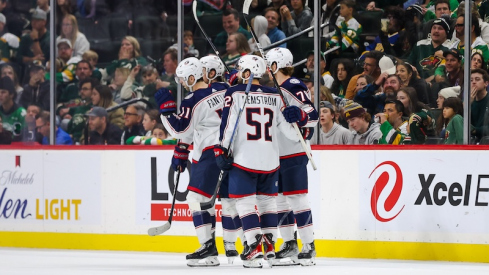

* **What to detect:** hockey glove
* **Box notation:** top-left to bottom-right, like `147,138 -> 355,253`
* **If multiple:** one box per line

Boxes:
225,69 -> 239,86
282,105 -> 308,127
155,88 -> 176,115
171,144 -> 190,172
214,145 -> 234,171
301,127 -> 314,140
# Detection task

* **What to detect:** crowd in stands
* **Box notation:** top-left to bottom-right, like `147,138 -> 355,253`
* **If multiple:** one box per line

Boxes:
1,0 -> 489,146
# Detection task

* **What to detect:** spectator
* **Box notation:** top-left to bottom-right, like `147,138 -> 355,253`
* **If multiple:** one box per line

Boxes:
436,86 -> 460,110
471,52 -> 486,71
317,0 -> 341,39
103,36 -> 148,80
345,50 -> 383,99
142,109 -> 161,136
407,18 -> 451,80
354,74 -> 373,97
125,123 -> 176,145
17,8 -> 50,65
138,64 -> 161,108
305,51 -> 334,88
434,48 -> 463,90
264,7 -> 286,48
1,65 -> 23,103
55,39 -> 82,86
86,106 -> 123,145
19,65 -> 49,110
330,58 -> 354,98
326,0 -> 362,54
91,85 -> 124,129
280,0 -> 313,36
82,50 -> 102,81
23,104 -> 42,142
301,71 -> 325,100
344,101 -> 382,144
157,48 -> 178,96
0,76 -> 25,141
0,115 -> 11,144
396,86 -> 436,144
222,32 -> 251,68
403,4 -> 425,50
248,15 -> 271,52
365,6 -> 405,57
55,0 -> 72,34
35,111 -> 73,145
269,0 -> 291,10
56,14 -> 90,58
450,14 -> 489,61
169,30 -> 200,58
0,13 -> 20,63
213,8 -> 252,53
120,65 -> 143,102
375,99 -> 410,145
469,68 -> 489,141
121,104 -> 145,144
442,96 -> 464,144
59,60 -> 93,103
109,67 -> 130,103
312,101 -> 351,145
396,62 -> 430,105
423,0 -> 453,22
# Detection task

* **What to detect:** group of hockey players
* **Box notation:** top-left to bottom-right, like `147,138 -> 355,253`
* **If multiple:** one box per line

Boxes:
154,48 -> 318,268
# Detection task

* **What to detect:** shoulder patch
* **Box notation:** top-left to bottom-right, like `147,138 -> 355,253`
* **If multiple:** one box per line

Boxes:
290,78 -> 300,84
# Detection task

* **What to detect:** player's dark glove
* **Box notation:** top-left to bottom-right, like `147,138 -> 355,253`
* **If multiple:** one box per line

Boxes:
214,145 -> 234,171
282,105 -> 308,127
301,127 -> 314,140
171,143 -> 190,172
225,69 -> 239,85
155,88 -> 176,115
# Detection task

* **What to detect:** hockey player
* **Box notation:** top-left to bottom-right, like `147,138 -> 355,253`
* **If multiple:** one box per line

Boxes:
155,57 -> 224,267
215,55 -> 300,268
200,55 -> 244,263
265,47 -> 319,266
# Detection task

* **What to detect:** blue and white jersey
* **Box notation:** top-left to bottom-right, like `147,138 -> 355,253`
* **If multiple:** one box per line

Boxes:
220,84 -> 299,173
278,77 -> 318,158
161,85 -> 226,162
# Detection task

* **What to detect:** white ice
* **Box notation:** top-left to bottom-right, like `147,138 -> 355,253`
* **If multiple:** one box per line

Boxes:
1,248 -> 489,275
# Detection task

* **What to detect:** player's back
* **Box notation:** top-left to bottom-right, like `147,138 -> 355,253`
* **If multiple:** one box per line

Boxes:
221,84 -> 298,172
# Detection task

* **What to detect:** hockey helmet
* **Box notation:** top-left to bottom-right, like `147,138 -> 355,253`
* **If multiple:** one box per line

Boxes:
200,55 -> 225,81
176,57 -> 203,90
236,55 -> 267,80
265,47 -> 293,74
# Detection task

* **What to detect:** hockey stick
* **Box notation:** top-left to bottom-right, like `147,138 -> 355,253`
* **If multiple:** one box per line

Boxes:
242,0 -> 317,170
147,170 -> 181,236
196,73 -> 255,211
192,0 -> 231,73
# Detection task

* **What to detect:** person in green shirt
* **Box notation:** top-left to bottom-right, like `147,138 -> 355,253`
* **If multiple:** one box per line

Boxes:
0,76 -> 26,142
442,97 -> 464,144
424,0 -> 458,21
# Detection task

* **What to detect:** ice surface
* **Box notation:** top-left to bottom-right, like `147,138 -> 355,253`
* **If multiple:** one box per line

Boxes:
1,248 -> 488,275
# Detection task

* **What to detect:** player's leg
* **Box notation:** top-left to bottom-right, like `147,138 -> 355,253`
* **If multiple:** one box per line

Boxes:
256,170 -> 279,264
229,167 -> 263,268
221,197 -> 243,263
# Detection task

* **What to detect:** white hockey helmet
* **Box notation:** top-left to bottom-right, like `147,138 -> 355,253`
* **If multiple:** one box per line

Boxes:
176,57 -> 203,90
236,55 -> 267,80
200,55 -> 225,81
265,47 -> 293,74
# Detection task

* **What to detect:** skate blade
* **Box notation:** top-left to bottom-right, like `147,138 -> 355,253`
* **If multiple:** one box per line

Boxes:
187,256 -> 220,267
243,258 -> 263,268
227,256 -> 236,264
272,256 -> 300,266
299,258 -> 316,266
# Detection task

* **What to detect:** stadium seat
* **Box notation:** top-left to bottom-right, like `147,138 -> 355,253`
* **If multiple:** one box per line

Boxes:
89,40 -> 119,64
195,14 -> 223,39
133,15 -> 161,40
356,11 -> 383,47
140,39 -> 173,62
425,137 -> 444,145
479,136 -> 489,145
193,37 -> 209,57
287,36 -> 327,63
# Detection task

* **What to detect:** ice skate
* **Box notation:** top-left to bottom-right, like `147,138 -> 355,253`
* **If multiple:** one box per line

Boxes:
224,241 -> 239,264
186,239 -> 220,267
262,233 -> 275,267
272,239 -> 300,266
297,241 -> 316,266
240,235 -> 264,268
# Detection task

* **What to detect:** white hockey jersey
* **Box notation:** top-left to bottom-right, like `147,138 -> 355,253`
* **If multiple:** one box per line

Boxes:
161,84 -> 227,162
220,84 -> 299,173
278,77 -> 318,158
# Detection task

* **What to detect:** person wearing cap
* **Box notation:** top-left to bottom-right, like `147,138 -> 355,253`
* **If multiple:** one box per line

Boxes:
305,51 -> 334,89
343,101 -> 382,145
311,101 -> 351,145
434,48 -> 463,88
355,58 -> 402,116
326,0 -> 362,54
436,86 -> 460,109
55,38 -> 82,85
86,106 -> 123,145
407,17 -> 451,80
0,76 -> 26,142
18,8 -> 50,65
35,111 -> 72,145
